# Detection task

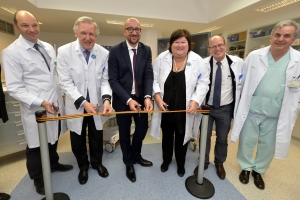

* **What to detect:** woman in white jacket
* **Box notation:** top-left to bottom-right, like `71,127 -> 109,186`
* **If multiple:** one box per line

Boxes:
150,29 -> 209,177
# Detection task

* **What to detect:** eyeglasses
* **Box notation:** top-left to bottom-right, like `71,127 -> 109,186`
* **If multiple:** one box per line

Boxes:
124,27 -> 142,33
208,44 -> 225,49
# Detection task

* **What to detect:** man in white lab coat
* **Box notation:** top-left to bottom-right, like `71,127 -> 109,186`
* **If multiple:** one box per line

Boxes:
57,16 -> 112,185
231,20 -> 300,190
1,10 -> 73,195
194,36 -> 244,180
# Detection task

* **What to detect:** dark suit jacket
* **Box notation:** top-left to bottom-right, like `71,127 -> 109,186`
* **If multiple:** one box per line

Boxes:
205,55 -> 236,110
0,64 -> 8,123
108,41 -> 153,111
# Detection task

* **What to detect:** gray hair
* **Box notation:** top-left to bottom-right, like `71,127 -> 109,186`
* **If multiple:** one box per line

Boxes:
73,16 -> 99,36
271,19 -> 300,38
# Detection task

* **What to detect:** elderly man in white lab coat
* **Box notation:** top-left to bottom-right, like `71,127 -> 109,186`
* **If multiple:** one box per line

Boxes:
231,20 -> 300,190
2,10 -> 72,195
57,16 -> 112,185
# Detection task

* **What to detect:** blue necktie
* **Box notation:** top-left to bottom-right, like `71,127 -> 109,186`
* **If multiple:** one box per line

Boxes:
84,50 -> 90,101
213,61 -> 222,108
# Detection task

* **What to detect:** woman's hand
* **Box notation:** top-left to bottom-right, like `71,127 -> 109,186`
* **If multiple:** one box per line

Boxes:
154,93 -> 168,111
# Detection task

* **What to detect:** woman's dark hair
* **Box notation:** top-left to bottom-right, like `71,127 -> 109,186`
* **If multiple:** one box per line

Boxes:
168,29 -> 194,53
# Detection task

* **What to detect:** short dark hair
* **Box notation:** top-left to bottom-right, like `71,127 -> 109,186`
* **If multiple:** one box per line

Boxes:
13,10 -> 38,25
168,29 -> 194,53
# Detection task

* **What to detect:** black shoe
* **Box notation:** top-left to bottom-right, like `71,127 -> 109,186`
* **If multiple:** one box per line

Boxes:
126,166 -> 136,182
193,164 -> 208,175
160,162 -> 169,172
177,168 -> 185,177
34,178 -> 45,195
252,171 -> 265,190
51,163 -> 73,172
134,158 -> 153,167
0,193 -> 11,200
78,170 -> 88,185
239,170 -> 250,184
92,165 -> 109,178
216,164 -> 226,180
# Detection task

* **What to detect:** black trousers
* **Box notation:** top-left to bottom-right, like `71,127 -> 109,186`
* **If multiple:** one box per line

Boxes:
116,96 -> 148,166
70,115 -> 103,171
26,121 -> 61,180
202,103 -> 234,165
161,120 -> 188,169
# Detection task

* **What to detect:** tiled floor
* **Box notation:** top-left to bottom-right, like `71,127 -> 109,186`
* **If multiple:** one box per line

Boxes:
1,123 -> 300,199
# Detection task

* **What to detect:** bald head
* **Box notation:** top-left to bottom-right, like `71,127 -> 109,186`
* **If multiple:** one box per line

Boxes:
124,18 -> 140,28
208,35 -> 225,45
14,10 -> 38,25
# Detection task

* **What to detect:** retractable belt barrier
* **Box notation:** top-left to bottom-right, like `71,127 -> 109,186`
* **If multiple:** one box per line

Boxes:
35,109 -> 213,200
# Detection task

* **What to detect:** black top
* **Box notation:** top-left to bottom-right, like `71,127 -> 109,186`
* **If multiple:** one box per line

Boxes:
0,64 -> 8,123
162,68 -> 186,135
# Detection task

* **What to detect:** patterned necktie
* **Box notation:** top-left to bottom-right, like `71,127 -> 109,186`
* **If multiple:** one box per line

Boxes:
84,50 -> 90,101
132,49 -> 139,97
34,43 -> 50,71
213,61 -> 222,108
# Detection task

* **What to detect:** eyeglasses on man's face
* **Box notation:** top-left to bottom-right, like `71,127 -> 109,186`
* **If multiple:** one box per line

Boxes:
208,44 -> 225,49
124,27 -> 142,33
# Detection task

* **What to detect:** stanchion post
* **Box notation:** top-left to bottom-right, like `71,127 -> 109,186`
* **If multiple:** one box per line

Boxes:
35,110 -> 70,200
185,112 -> 215,199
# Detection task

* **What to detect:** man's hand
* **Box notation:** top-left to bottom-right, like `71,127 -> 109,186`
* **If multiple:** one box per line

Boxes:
128,99 -> 140,111
186,100 -> 199,115
102,100 -> 112,116
144,98 -> 153,111
41,101 -> 60,115
83,101 -> 96,113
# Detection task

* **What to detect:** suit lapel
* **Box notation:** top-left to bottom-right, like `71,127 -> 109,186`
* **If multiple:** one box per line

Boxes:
121,41 -> 133,74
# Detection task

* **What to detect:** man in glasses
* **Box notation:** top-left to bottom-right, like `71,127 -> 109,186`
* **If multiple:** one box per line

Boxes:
108,18 -> 153,183
194,35 -> 244,180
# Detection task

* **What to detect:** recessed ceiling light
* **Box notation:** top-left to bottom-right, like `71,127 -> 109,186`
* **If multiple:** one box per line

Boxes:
106,19 -> 154,27
256,0 -> 300,12
1,7 -> 17,14
199,26 -> 221,33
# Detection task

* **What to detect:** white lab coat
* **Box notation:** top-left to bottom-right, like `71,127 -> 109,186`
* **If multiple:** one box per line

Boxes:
2,35 -> 67,148
57,39 -> 111,134
149,50 -> 210,145
231,46 -> 300,159
192,54 -> 244,135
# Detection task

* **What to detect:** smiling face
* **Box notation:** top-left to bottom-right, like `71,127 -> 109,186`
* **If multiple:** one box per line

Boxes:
270,25 -> 296,55
171,36 -> 189,58
123,18 -> 141,48
75,21 -> 97,50
208,36 -> 227,62
14,11 -> 40,43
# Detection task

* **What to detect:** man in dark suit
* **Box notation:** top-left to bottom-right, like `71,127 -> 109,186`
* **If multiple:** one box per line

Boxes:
108,18 -> 154,182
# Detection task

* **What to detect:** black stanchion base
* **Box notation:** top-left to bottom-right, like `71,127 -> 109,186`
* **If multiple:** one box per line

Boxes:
0,193 -> 11,200
41,193 -> 70,200
185,175 -> 215,199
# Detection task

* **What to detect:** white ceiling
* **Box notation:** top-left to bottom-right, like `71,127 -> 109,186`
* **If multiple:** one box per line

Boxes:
0,0 -> 300,37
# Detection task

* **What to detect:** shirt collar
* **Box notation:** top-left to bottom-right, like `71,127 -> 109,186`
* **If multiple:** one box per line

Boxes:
213,56 -> 227,66
19,35 -> 41,50
126,40 -> 138,51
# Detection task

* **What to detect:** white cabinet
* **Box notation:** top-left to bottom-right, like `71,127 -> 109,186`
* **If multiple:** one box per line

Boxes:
0,91 -> 27,157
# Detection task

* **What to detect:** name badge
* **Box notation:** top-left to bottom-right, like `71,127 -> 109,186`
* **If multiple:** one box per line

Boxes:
287,81 -> 300,88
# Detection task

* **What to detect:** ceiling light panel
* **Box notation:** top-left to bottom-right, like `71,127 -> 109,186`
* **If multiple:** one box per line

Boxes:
256,0 -> 300,12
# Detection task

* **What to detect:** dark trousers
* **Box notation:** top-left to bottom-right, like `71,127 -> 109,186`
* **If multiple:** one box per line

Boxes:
116,100 -> 148,166
161,120 -> 188,169
203,103 -> 234,165
70,115 -> 103,171
26,121 -> 61,180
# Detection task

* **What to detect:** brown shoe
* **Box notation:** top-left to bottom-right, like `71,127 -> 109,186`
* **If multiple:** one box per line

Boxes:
239,170 -> 250,184
252,171 -> 265,190
215,164 -> 226,180
193,164 -> 208,175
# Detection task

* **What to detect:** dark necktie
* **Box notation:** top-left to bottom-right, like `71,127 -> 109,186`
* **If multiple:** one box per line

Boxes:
34,43 -> 50,71
213,61 -> 222,108
84,50 -> 90,101
132,49 -> 139,97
